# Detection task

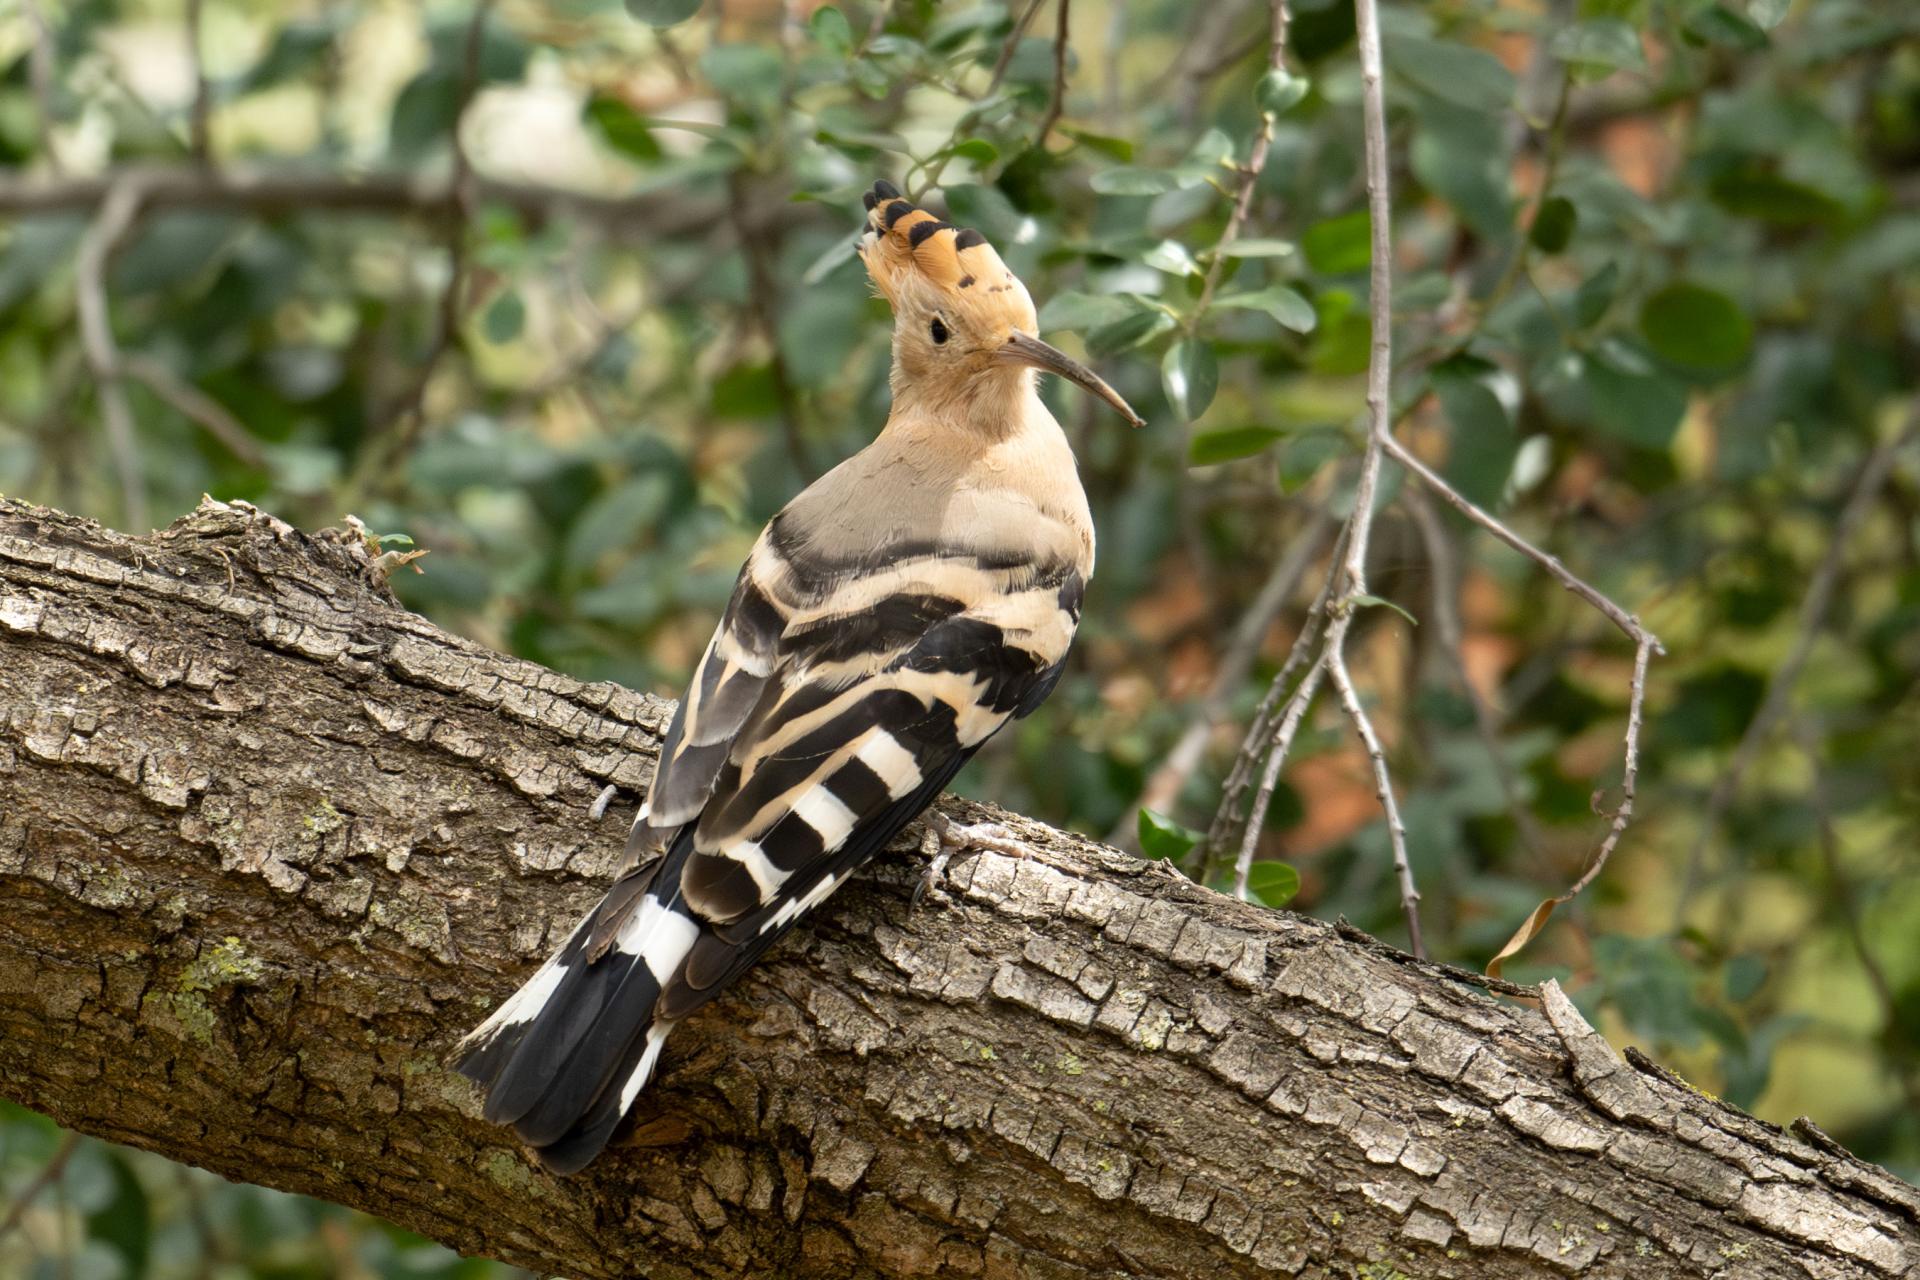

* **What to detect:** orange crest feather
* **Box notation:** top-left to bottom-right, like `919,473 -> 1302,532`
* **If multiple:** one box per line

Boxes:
856,180 -> 1032,328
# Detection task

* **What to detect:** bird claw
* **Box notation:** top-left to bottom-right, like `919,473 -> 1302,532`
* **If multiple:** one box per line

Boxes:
912,812 -> 1029,910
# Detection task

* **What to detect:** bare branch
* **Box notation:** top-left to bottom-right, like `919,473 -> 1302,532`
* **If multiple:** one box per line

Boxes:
1230,649 -> 1326,901
1034,0 -> 1072,145
1378,433 -> 1658,651
73,177 -> 150,532
0,1132 -> 79,1239
1325,640 -> 1424,959
987,0 -> 1048,92
0,168 -> 728,239
1677,398 -> 1920,917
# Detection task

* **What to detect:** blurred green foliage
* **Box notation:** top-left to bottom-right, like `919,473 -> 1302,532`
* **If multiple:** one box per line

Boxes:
2,0 -> 1918,1269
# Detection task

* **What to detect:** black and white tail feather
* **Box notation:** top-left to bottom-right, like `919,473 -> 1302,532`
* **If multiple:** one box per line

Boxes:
453,179 -> 1110,1173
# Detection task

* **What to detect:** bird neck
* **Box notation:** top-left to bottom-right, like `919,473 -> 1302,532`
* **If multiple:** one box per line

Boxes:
888,363 -> 1039,442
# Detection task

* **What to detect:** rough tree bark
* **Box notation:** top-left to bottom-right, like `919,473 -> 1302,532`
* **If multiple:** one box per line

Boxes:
0,497 -> 1914,1280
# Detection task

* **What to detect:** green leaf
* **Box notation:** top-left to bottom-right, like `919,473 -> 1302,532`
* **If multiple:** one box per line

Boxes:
1707,169 -> 1843,225
1386,35 -> 1515,113
1640,282 -> 1753,374
1061,127 -> 1134,161
85,1151 -> 150,1280
1432,357 -> 1516,506
482,289 -> 525,344
1278,429 -> 1348,492
1572,262 -> 1619,329
1219,238 -> 1296,259
627,0 -> 703,26
702,43 -> 784,103
1570,344 -> 1690,448
810,5 -> 852,55
1351,593 -> 1418,627
1683,4 -> 1768,49
1213,286 -> 1317,333
584,95 -> 663,162
1137,808 -> 1201,862
1038,291 -> 1148,333
1090,167 -> 1182,196
1246,860 -> 1301,908
1547,20 -> 1647,78
1255,69 -> 1310,116
1086,308 -> 1176,357
945,137 -> 998,166
1302,210 -> 1371,275
1143,239 -> 1200,276
1162,339 -> 1219,422
1529,196 -> 1578,253
1746,0 -> 1791,29
1189,425 -> 1284,466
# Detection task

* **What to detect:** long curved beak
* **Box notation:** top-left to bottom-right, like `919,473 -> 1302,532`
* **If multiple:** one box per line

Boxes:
999,331 -> 1146,428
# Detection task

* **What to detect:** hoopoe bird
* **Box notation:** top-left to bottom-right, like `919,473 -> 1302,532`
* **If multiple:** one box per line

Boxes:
454,179 -> 1143,1173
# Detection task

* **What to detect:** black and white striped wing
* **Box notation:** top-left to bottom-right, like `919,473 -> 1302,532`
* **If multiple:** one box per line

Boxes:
455,530 -> 1083,1172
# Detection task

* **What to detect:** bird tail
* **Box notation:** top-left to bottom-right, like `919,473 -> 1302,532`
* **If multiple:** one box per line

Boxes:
453,850 -> 696,1174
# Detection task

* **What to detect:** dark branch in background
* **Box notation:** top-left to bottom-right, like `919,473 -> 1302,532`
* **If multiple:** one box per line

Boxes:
0,169 -> 731,238
1676,399 -> 1920,920
0,1133 -> 79,1240
1034,0 -> 1072,146
986,0 -> 1048,93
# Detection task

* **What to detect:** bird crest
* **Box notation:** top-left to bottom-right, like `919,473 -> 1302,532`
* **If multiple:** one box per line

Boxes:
857,179 -> 1035,330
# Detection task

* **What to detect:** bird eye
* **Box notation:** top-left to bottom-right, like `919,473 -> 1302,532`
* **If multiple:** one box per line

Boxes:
930,317 -> 949,345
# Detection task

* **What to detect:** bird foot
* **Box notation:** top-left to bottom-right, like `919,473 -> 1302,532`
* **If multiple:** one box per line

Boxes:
912,812 -> 1028,909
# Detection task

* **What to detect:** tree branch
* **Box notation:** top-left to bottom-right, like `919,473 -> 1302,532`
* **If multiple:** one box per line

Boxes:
0,167 -> 731,238
1,496 -> 1914,1279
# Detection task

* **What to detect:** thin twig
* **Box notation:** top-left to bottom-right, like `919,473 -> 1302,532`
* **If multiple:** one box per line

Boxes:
185,0 -> 214,164
1191,0 -> 1290,327
1231,650 -> 1328,899
74,177 -> 151,531
1201,519 -> 1349,876
1676,400 -> 1920,919
728,170 -> 814,478
0,1132 -> 80,1238
1326,640 -> 1425,958
987,0 -> 1048,92
1033,0 -> 1071,146
1379,435 -> 1657,648
1320,0 -> 1425,956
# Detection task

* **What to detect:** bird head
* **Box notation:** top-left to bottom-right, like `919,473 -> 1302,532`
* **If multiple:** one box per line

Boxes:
857,179 -> 1144,429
